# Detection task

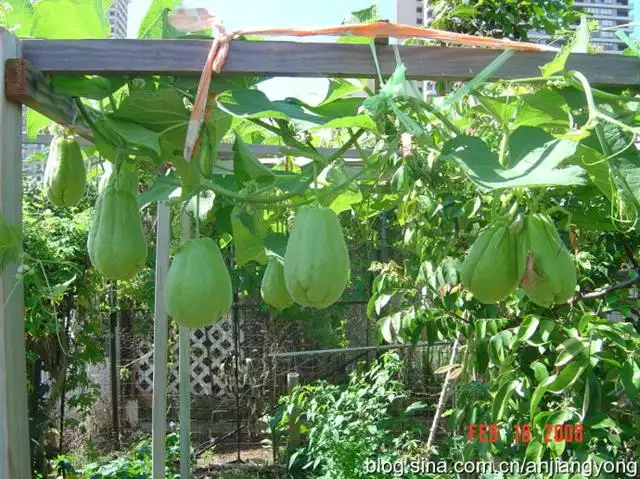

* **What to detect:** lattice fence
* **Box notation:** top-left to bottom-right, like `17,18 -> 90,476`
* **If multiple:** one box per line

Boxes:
135,313 -> 242,397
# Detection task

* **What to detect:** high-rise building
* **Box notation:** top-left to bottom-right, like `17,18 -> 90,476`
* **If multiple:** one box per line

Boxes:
574,0 -> 633,52
393,1 -> 436,97
108,0 -> 131,39
396,0 -> 634,54
22,1 -> 131,175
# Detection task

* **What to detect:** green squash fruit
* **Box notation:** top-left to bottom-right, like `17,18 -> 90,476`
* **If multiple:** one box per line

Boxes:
261,259 -> 294,310
87,184 -> 147,280
522,213 -> 576,307
43,134 -> 86,207
460,222 -> 528,304
164,237 -> 233,328
283,205 -> 350,309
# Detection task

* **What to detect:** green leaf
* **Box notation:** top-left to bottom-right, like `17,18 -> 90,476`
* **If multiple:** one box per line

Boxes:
391,165 -> 409,192
573,16 -> 591,54
380,313 -> 401,344
46,275 -> 77,298
525,438 -> 544,462
52,76 -> 126,100
492,379 -> 520,422
264,233 -> 288,262
443,50 -> 515,109
231,208 -> 268,266
513,90 -> 570,129
531,361 -> 549,383
137,0 -> 182,39
32,0 -> 112,39
489,332 -> 510,366
555,338 -> 586,367
3,0 -> 34,36
548,359 -> 587,394
517,315 -> 540,343
540,18 -> 589,78
310,115 -> 378,133
403,401 -> 429,416
232,135 -> 275,185
530,374 -> 557,419
25,109 -> 51,140
138,174 -> 180,209
186,191 -> 216,223
441,135 -> 585,191
101,117 -> 162,155
327,189 -> 363,215
113,88 -> 189,148
218,89 -> 330,125
0,213 -> 23,272
621,358 -> 640,398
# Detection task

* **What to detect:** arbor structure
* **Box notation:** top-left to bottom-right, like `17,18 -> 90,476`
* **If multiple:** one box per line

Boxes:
1,25 -> 640,479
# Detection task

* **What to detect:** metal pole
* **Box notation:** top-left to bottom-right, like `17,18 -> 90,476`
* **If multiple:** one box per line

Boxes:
109,282 -> 120,448
423,0 -> 429,100
152,202 -> 170,479
179,211 -> 192,478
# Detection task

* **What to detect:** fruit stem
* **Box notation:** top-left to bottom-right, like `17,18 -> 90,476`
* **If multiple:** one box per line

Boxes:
312,162 -> 320,206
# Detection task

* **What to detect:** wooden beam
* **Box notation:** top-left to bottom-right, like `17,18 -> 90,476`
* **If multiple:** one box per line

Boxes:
0,28 -> 31,479
21,39 -> 640,86
5,59 -> 92,139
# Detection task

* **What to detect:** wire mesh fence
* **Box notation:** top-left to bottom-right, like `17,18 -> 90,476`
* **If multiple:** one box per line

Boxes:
48,294 -> 455,466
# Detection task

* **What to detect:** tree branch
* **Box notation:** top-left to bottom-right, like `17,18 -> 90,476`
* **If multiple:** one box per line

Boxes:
577,272 -> 640,301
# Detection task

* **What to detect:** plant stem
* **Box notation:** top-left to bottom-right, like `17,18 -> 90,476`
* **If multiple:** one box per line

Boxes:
426,333 -> 462,455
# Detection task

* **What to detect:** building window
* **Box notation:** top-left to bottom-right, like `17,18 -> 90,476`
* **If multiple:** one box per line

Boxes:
417,6 -> 423,13
416,17 -> 423,24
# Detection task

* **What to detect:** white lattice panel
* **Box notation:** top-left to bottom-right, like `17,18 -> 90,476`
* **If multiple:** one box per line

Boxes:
134,312 -> 243,397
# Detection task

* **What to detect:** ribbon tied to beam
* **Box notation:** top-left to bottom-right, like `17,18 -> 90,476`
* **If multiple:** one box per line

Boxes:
167,7 -> 556,166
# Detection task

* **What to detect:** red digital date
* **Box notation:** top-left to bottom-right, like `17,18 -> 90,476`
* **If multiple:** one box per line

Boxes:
468,423 -> 585,443
514,423 -> 584,443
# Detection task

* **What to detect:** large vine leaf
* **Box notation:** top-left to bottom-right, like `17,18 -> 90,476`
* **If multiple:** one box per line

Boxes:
52,76 -> 126,100
137,0 -> 182,39
264,233 -> 288,263
138,173 -> 180,209
218,89 -> 330,124
100,116 -> 162,156
475,91 -> 570,130
113,88 -> 190,149
25,109 -> 51,140
32,0 -> 112,38
440,134 -> 585,190
231,208 -> 269,267
233,135 -> 275,186
2,0 -> 34,36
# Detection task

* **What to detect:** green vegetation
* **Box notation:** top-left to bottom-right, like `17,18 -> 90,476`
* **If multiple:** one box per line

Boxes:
3,0 -> 640,478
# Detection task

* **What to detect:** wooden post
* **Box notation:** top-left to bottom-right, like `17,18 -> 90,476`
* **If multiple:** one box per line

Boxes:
152,202 -> 170,479
287,373 -> 301,448
0,28 -> 31,478
179,212 -> 191,478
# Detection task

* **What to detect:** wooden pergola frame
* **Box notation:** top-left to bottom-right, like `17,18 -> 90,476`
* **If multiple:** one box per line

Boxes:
1,29 -> 639,478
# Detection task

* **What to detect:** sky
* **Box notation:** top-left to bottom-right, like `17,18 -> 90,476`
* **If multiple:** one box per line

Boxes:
127,0 -> 394,103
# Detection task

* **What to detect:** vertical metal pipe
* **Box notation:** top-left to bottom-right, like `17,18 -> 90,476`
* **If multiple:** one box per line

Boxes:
152,202 -> 170,479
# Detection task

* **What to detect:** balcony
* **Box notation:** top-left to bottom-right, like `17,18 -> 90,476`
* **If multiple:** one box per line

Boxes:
575,1 -> 632,10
